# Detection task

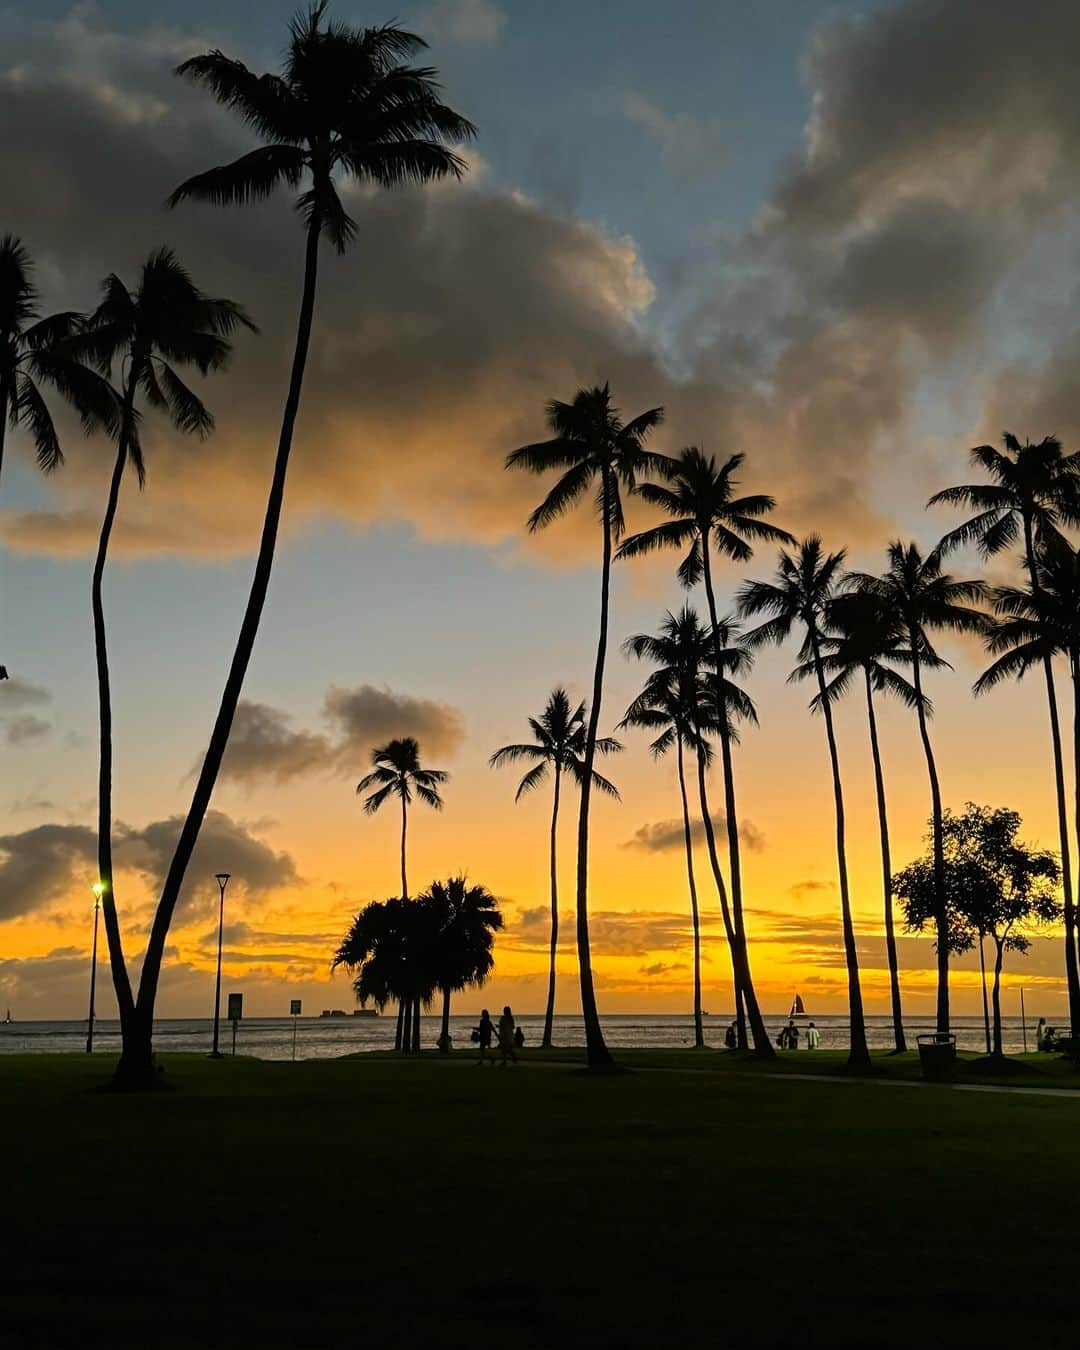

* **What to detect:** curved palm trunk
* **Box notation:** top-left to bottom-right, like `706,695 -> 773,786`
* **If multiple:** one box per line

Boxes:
863,669 -> 905,1053
700,542 -> 771,1056
694,744 -> 773,1057
121,216 -> 323,1083
575,465 -> 615,1069
542,766 -> 561,1048
92,380 -> 139,1037
809,629 -> 870,1070
978,937 -> 991,1054
909,639 -> 949,1036
676,738 -> 704,1048
1023,517 -> 1080,1037
990,938 -> 1005,1058
400,793 -> 409,900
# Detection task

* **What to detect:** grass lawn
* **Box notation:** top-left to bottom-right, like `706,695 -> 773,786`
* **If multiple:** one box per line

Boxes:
3,1049 -> 1078,1348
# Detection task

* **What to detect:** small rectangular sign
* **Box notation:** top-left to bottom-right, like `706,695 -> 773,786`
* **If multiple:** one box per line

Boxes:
290,999 -> 302,1016
227,993 -> 243,1022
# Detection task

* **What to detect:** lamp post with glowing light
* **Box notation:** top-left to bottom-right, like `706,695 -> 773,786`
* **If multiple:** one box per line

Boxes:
86,882 -> 104,1054
210,873 -> 231,1058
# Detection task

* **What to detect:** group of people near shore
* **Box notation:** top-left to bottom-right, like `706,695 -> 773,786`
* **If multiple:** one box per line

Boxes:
725,1019 -> 821,1050
472,1006 -> 524,1065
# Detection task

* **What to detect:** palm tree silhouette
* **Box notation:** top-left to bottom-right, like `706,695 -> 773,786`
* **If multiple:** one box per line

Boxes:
795,591 -> 927,1054
73,248 -> 253,1045
848,542 -> 986,1037
421,876 -> 503,1054
931,433 -> 1080,1035
119,5 -> 473,1083
617,447 -> 791,1050
357,736 -> 447,1051
0,235 -> 116,671
333,897 -> 434,1050
621,607 -> 728,1049
490,688 -> 621,1048
506,384 -> 663,1068
738,538 -> 871,1070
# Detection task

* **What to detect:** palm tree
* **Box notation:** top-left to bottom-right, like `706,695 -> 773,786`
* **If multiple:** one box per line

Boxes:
420,877 -> 503,1053
489,688 -> 621,1048
931,433 -> 1080,1036
72,249 -> 253,1046
617,447 -> 792,1049
738,538 -> 871,1070
112,6 -> 473,1082
847,543 -> 986,1036
795,591 -> 927,1053
357,736 -> 447,1051
506,384 -> 663,1068
332,897 -> 436,1050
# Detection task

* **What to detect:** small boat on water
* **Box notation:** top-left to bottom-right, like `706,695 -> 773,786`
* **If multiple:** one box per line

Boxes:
789,993 -> 808,1019
2,1008 -> 11,1024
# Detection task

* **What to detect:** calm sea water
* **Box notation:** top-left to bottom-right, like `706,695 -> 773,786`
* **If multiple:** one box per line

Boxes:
0,1013 -> 1050,1059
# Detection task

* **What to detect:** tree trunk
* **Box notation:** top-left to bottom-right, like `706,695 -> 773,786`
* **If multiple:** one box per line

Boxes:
676,737 -> 704,1048
394,999 -> 404,1052
700,539 -> 770,1056
121,214 -> 323,1084
402,997 -> 412,1054
809,627 -> 870,1070
412,995 -> 421,1052
0,377 -> 7,488
574,464 -> 615,1069
978,935 -> 991,1054
694,743 -> 773,1057
92,376 -> 139,1040
864,670 -> 905,1053
439,985 -> 451,1054
1024,516 -> 1080,1037
991,938 -> 1005,1058
909,637 -> 949,1037
543,766 -> 561,1048
400,793 -> 409,900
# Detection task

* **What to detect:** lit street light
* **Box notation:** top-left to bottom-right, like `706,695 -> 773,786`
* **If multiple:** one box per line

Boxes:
86,882 -> 104,1054
210,873 -> 231,1058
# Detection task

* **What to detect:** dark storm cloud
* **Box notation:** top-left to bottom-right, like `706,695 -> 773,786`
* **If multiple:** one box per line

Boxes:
621,815 -> 766,854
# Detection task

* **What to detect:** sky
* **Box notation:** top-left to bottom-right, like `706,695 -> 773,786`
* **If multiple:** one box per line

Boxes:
4,0 -> 1080,1025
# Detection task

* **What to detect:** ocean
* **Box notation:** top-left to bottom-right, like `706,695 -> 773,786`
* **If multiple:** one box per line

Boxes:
0,1012 -> 1051,1059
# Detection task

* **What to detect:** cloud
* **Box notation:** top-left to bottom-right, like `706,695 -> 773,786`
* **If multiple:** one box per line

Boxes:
509,905 -> 722,959
323,684 -> 465,760
622,816 -> 766,854
420,0 -> 506,47
5,714 -> 51,746
0,679 -> 53,745
622,93 -> 726,180
639,960 -> 689,978
217,701 -> 332,785
0,678 -> 50,709
787,880 -> 836,897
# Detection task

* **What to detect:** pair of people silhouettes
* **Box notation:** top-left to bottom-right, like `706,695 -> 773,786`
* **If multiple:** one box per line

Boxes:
475,1006 -> 520,1065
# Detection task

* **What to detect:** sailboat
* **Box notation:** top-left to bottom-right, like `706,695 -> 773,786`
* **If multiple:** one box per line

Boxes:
3,1008 -> 11,1024
788,993 -> 808,1019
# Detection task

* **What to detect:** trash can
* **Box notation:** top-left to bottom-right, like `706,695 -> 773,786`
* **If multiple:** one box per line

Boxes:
917,1032 -> 957,1082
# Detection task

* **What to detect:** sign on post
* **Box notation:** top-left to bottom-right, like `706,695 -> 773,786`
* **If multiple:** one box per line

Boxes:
290,998 -> 302,1060
227,992 -> 242,1056
290,999 -> 302,1016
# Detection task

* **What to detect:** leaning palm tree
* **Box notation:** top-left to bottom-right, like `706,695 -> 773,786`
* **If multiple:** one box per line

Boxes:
738,538 -> 871,1070
112,5 -> 473,1082
931,433 -> 1080,1035
421,876 -> 503,1053
72,249 -> 253,1047
796,591 -> 927,1053
847,543 -> 986,1037
489,688 -> 621,1048
506,384 -> 663,1068
357,735 -> 447,1051
617,447 -> 792,1048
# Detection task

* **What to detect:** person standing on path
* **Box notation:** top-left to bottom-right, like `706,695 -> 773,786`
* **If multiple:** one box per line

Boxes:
476,1009 -> 496,1065
806,1021 -> 820,1050
498,1005 -> 518,1066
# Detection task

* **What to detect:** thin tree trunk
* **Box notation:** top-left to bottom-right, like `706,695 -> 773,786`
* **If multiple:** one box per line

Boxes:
574,464 -> 614,1069
676,737 -> 704,1048
394,999 -> 404,1052
400,793 -> 408,900
412,995 -> 421,1052
439,985 -> 451,1054
0,379 -> 7,487
92,377 -> 139,1038
809,628 -> 870,1070
909,638 -> 949,1036
122,215 -> 323,1083
978,936 -> 991,1054
402,996 -> 412,1054
991,939 -> 1005,1058
864,670 -> 905,1053
700,540 -> 770,1056
1024,516 -> 1080,1037
543,766 -> 561,1048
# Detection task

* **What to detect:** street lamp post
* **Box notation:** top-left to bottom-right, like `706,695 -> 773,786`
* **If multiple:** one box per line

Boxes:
86,883 -> 103,1054
210,873 -> 231,1058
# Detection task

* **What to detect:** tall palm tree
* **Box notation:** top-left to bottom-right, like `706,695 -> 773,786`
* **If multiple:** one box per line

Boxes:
795,591 -> 927,1054
847,543 -> 986,1036
617,447 -> 792,1048
112,5 -> 473,1082
357,735 -> 447,1051
931,433 -> 1080,1035
506,384 -> 663,1068
421,876 -> 503,1053
72,249 -> 253,1046
489,688 -> 621,1048
332,897 -> 436,1051
738,538 -> 871,1070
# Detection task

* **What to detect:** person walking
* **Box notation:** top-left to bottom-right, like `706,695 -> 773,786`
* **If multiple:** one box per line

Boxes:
806,1021 -> 820,1050
475,1009 -> 496,1065
497,1005 -> 518,1066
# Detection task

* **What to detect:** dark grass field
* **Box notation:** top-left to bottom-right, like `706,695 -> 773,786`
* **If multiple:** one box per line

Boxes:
4,1049 -> 1078,1348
